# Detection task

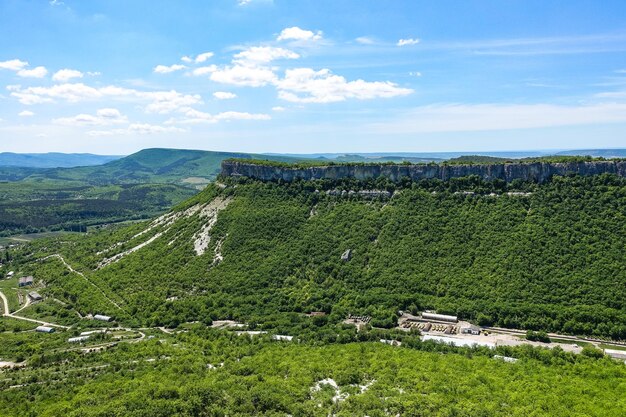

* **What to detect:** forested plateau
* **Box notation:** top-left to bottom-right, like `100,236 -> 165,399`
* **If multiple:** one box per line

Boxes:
8,172 -> 626,338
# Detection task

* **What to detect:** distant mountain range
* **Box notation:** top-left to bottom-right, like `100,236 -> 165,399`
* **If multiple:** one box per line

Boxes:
2,148 -> 625,170
0,149 -> 308,236
270,149 -> 626,160
554,149 -> 626,158
0,152 -> 122,168
0,148 -> 306,185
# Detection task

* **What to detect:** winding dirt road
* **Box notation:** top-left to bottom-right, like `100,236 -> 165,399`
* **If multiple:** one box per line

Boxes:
41,254 -> 123,311
0,289 -> 69,329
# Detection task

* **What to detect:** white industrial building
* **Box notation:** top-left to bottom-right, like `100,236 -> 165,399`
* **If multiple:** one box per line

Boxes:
35,326 -> 55,333
604,348 -> 626,361
422,334 -> 495,349
68,336 -> 90,343
421,312 -> 458,323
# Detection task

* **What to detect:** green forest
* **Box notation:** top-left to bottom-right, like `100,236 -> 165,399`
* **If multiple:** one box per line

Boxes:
6,173 -> 625,338
1,329 -> 625,417
1,171 -> 626,416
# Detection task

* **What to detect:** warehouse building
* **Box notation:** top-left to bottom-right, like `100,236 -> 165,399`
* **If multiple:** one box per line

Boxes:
604,349 -> 626,361
68,336 -> 90,343
421,312 -> 458,323
94,314 -> 112,322
35,326 -> 55,333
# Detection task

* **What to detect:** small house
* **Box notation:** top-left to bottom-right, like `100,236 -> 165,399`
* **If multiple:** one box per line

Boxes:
94,314 -> 112,322
6,271 -> 14,278
18,276 -> 34,287
461,325 -> 481,335
28,291 -> 43,302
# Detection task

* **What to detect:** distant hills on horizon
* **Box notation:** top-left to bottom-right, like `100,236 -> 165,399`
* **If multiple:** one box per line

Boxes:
0,152 -> 122,168
1,148 -> 626,170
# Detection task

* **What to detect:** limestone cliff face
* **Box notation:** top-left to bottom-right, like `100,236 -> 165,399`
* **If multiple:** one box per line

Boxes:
221,160 -> 626,183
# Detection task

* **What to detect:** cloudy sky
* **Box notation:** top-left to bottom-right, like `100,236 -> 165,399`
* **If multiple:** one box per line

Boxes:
1,0 -> 626,154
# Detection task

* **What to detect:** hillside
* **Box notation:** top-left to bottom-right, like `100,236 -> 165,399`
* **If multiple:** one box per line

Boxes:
2,169 -> 626,416
10,171 -> 625,339
0,149 -> 305,236
22,148 -> 305,186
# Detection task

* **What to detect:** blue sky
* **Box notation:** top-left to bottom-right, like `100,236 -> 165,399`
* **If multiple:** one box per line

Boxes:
1,0 -> 626,154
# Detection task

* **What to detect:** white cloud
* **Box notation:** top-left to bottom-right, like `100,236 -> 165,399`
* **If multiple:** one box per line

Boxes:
277,27 -> 322,42
210,65 -> 278,87
0,59 -> 48,78
181,56 -> 193,63
142,90 -> 203,114
409,71 -> 422,77
210,46 -> 298,87
272,106 -> 285,111
191,65 -> 217,76
53,69 -> 84,82
276,68 -> 413,103
170,108 -> 271,124
397,38 -> 420,46
17,66 -> 48,78
154,64 -> 187,74
18,110 -> 34,117
87,71 -> 101,76
233,46 -> 299,65
10,83 -> 202,113
195,52 -> 214,63
355,37 -> 375,45
11,93 -> 52,105
13,83 -> 103,103
0,59 -> 29,71
216,111 -> 270,121
213,91 -> 237,100
53,108 -> 127,126
87,123 -> 185,136
368,102 -> 626,134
